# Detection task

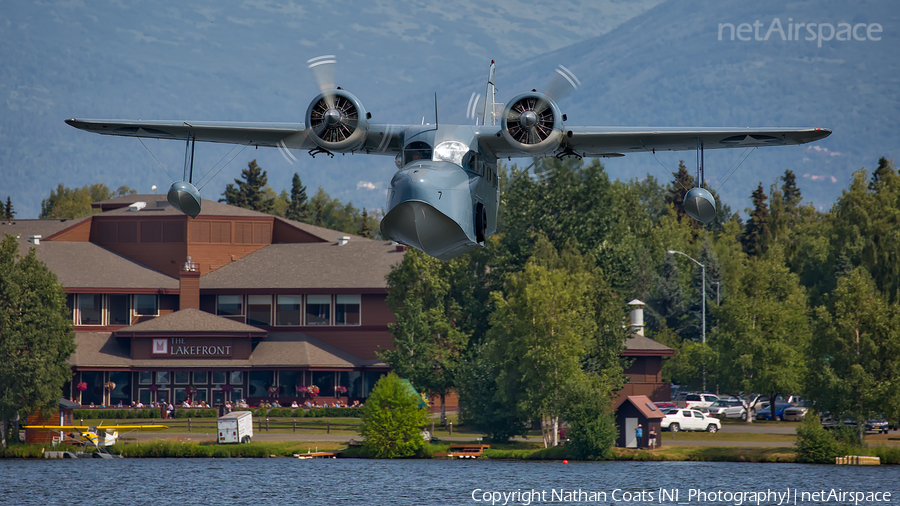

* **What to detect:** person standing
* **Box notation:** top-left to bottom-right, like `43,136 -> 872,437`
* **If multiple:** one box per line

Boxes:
649,427 -> 657,450
635,424 -> 643,449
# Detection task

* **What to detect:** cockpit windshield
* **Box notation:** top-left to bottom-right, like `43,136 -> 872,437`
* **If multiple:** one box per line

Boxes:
402,141 -> 432,166
433,141 -> 477,172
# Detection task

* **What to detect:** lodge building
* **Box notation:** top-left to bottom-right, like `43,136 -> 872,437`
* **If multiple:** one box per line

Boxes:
5,195 -> 403,408
4,195 -> 672,410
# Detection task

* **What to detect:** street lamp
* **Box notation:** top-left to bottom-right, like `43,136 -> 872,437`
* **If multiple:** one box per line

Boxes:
667,250 -> 706,391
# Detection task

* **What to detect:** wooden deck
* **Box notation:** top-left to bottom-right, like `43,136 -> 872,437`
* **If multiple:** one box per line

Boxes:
295,451 -> 339,459
434,444 -> 490,459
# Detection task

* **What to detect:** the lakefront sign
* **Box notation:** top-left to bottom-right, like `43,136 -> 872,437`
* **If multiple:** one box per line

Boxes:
151,337 -> 235,358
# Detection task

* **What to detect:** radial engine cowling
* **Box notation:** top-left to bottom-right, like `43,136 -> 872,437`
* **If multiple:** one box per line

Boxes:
500,92 -> 564,154
304,89 -> 369,152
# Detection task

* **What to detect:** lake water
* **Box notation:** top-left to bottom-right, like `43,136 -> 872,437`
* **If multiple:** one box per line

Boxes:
0,458 -> 896,506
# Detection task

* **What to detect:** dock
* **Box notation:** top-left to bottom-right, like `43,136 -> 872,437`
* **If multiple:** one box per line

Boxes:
434,444 -> 490,459
835,455 -> 880,465
294,450 -> 339,459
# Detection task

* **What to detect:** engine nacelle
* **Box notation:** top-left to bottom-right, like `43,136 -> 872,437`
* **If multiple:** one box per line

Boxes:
305,89 -> 369,152
500,92 -> 564,154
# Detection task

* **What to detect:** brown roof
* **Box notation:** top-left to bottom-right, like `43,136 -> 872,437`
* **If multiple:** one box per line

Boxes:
623,334 -> 674,356
69,331 -> 383,369
1,218 -> 91,243
10,235 -> 177,290
117,308 -> 265,334
624,395 -> 666,419
200,241 -> 404,290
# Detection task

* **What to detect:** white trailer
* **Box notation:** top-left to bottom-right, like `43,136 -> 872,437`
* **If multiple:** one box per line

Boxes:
218,411 -> 253,444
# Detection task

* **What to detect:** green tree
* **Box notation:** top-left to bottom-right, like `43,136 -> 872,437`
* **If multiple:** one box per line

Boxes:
455,342 -> 530,442
487,240 -> 594,447
0,235 -> 76,447
358,209 -> 373,239
40,183 -> 134,219
381,248 -> 470,425
806,268 -> 900,440
665,160 -> 696,225
716,249 -> 810,422
562,375 -> 617,460
285,173 -> 310,222
221,160 -> 275,214
3,197 -> 13,220
359,373 -> 429,458
742,182 -> 770,257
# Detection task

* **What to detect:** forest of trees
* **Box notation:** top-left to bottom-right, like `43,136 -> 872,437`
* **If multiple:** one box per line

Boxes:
25,155 -> 900,452
31,160 -> 380,238
383,155 -> 900,449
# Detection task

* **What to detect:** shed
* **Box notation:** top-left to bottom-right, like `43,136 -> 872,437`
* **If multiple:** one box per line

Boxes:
25,398 -> 80,444
614,395 -> 665,449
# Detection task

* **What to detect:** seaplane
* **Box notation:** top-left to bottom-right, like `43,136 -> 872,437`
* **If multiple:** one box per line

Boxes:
65,57 -> 831,261
26,423 -> 167,458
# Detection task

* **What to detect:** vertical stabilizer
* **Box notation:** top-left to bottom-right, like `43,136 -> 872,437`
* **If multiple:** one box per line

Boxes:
483,60 -> 497,126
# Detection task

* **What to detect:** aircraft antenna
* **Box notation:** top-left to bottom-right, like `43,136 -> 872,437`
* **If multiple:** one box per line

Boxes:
137,137 -> 177,183
434,92 -> 438,129
483,60 -> 497,126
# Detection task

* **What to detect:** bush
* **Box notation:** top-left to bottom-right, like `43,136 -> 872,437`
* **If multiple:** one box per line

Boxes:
360,373 -> 429,458
562,377 -> 617,460
794,412 -> 863,463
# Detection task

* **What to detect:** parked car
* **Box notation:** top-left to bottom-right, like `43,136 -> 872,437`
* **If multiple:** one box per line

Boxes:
654,401 -> 677,410
782,403 -> 811,421
681,393 -> 718,410
755,402 -> 792,421
822,416 -> 890,433
708,399 -> 743,417
661,409 -> 722,433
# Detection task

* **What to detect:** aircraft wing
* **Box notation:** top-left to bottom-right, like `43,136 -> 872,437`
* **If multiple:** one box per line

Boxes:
480,126 -> 832,158
65,119 -> 405,154
26,424 -> 168,431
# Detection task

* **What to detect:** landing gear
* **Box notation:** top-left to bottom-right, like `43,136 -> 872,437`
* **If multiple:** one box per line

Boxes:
475,203 -> 487,243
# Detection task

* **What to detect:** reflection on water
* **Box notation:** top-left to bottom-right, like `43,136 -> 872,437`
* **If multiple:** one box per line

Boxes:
0,458 -> 896,505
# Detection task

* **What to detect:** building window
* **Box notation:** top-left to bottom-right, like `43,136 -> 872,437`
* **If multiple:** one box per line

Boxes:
78,294 -> 103,325
247,295 -> 272,326
66,294 -> 75,322
229,371 -> 243,385
335,294 -> 360,325
193,388 -> 208,404
276,295 -> 302,326
175,388 -> 189,405
217,295 -> 243,316
305,295 -> 331,325
109,371 -> 130,406
364,371 -> 387,397
108,294 -> 130,325
174,371 -> 190,384
230,388 -> 243,402
278,371 -> 300,397
248,371 -> 274,398
138,389 -> 151,405
339,371 -> 363,398
193,371 -> 208,384
156,371 -> 170,385
134,294 -> 158,316
312,371 -> 335,396
139,372 -> 153,385
212,371 -> 227,385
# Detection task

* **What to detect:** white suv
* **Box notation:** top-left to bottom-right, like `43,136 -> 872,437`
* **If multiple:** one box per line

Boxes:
682,393 -> 718,409
662,409 -> 722,433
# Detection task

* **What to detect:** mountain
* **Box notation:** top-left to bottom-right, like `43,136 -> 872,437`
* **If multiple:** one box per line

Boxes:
0,0 -> 661,218
1,0 -> 897,219
419,0 -> 899,212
